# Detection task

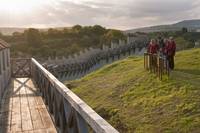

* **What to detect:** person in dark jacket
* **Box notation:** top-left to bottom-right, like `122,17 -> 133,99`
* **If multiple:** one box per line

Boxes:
158,37 -> 167,59
166,37 -> 176,70
158,36 -> 165,52
161,39 -> 168,55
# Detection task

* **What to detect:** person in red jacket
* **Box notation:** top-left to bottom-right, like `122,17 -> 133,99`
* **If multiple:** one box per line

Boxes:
147,39 -> 159,54
166,37 -> 176,70
147,39 -> 159,69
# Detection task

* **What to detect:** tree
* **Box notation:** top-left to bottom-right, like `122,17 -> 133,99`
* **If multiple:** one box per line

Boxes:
92,25 -> 106,35
72,25 -> 82,33
24,28 -> 42,47
102,30 -> 126,44
12,32 -> 21,37
12,32 -> 25,41
175,37 -> 192,50
47,28 -> 61,38
182,27 -> 188,33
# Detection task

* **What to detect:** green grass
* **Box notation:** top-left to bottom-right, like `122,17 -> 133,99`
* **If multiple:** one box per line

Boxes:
67,48 -> 200,133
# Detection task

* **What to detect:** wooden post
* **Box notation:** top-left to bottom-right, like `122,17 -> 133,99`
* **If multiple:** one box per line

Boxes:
149,53 -> 152,72
144,53 -> 146,69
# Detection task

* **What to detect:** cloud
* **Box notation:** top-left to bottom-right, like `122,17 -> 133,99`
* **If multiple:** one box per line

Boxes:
0,0 -> 200,29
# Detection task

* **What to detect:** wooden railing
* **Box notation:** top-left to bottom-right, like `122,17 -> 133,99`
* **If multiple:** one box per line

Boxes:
144,53 -> 170,80
47,46 -> 146,81
31,58 -> 119,133
11,58 -> 31,78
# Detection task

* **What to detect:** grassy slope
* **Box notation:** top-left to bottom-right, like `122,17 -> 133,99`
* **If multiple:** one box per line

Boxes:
68,48 -> 200,133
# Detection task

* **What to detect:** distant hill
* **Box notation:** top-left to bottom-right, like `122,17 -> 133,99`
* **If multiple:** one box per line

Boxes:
173,19 -> 200,28
125,19 -> 200,33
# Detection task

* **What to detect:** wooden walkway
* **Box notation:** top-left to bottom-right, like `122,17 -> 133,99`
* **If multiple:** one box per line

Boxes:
0,78 -> 57,133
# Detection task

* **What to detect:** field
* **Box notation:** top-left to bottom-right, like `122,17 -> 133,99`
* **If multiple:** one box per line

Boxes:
68,48 -> 200,133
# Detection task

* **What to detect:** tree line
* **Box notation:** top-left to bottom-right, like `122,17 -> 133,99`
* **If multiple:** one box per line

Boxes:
1,25 -> 126,58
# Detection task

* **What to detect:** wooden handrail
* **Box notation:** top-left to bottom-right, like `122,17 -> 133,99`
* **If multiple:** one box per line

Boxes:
31,58 -> 119,133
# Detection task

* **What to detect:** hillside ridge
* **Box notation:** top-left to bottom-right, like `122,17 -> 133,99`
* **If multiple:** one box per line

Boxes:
125,19 -> 200,33
69,48 -> 200,133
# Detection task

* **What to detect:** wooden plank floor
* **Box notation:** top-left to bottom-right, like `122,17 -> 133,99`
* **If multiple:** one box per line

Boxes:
0,78 -> 57,133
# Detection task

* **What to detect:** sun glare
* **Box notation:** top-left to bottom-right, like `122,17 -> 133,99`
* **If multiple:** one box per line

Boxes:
0,0 -> 48,14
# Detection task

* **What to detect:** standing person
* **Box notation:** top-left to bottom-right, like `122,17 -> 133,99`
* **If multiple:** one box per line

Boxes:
166,37 -> 176,70
147,39 -> 159,54
158,36 -> 165,54
162,39 -> 168,56
147,39 -> 159,70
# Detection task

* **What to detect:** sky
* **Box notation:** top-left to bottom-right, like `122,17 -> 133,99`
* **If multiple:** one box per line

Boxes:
0,0 -> 200,30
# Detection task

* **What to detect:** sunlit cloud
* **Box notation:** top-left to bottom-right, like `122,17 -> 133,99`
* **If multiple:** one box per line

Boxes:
0,0 -> 200,29
0,0 -> 50,14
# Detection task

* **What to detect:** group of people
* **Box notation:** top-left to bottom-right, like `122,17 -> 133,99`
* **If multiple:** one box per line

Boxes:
147,36 -> 176,70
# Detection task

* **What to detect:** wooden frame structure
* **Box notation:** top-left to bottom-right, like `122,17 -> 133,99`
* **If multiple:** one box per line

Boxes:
144,52 -> 170,80
11,58 -> 31,78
